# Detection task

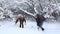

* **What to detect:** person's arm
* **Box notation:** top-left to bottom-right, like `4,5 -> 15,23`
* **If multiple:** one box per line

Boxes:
23,17 -> 26,25
23,18 -> 26,23
15,19 -> 18,24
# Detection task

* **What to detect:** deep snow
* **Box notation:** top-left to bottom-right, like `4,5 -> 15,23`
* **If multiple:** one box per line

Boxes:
0,19 -> 60,34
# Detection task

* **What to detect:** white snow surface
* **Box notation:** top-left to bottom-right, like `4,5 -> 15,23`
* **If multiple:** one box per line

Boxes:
0,20 -> 60,34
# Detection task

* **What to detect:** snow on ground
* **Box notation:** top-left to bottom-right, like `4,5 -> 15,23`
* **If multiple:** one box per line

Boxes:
0,19 -> 60,34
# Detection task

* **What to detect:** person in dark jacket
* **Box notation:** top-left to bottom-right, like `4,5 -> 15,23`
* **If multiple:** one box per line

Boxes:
15,14 -> 26,28
34,14 -> 46,31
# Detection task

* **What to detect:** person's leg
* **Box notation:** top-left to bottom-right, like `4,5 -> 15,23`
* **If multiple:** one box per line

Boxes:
40,22 -> 44,31
20,22 -> 21,28
22,22 -> 24,28
40,26 -> 44,31
37,22 -> 40,30
37,26 -> 40,30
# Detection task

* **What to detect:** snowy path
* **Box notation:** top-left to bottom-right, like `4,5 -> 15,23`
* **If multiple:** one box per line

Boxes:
0,20 -> 60,34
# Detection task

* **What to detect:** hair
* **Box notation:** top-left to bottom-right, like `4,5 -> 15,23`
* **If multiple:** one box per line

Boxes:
18,14 -> 23,17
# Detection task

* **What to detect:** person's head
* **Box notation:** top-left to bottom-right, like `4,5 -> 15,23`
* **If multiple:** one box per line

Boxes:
33,13 -> 39,18
18,14 -> 23,18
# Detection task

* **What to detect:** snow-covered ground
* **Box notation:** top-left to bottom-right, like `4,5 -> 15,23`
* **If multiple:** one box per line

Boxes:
0,19 -> 60,34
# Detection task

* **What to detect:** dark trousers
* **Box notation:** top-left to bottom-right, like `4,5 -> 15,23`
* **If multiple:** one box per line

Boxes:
20,22 -> 24,28
37,21 -> 44,30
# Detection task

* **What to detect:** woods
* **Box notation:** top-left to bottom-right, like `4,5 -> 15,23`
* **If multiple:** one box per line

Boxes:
0,0 -> 60,21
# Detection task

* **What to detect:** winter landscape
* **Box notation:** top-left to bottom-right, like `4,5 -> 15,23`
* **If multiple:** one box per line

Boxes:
0,0 -> 60,34
0,19 -> 60,34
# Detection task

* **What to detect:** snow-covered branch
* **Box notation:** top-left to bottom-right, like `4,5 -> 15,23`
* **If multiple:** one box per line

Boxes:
19,8 -> 34,16
34,7 -> 38,13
